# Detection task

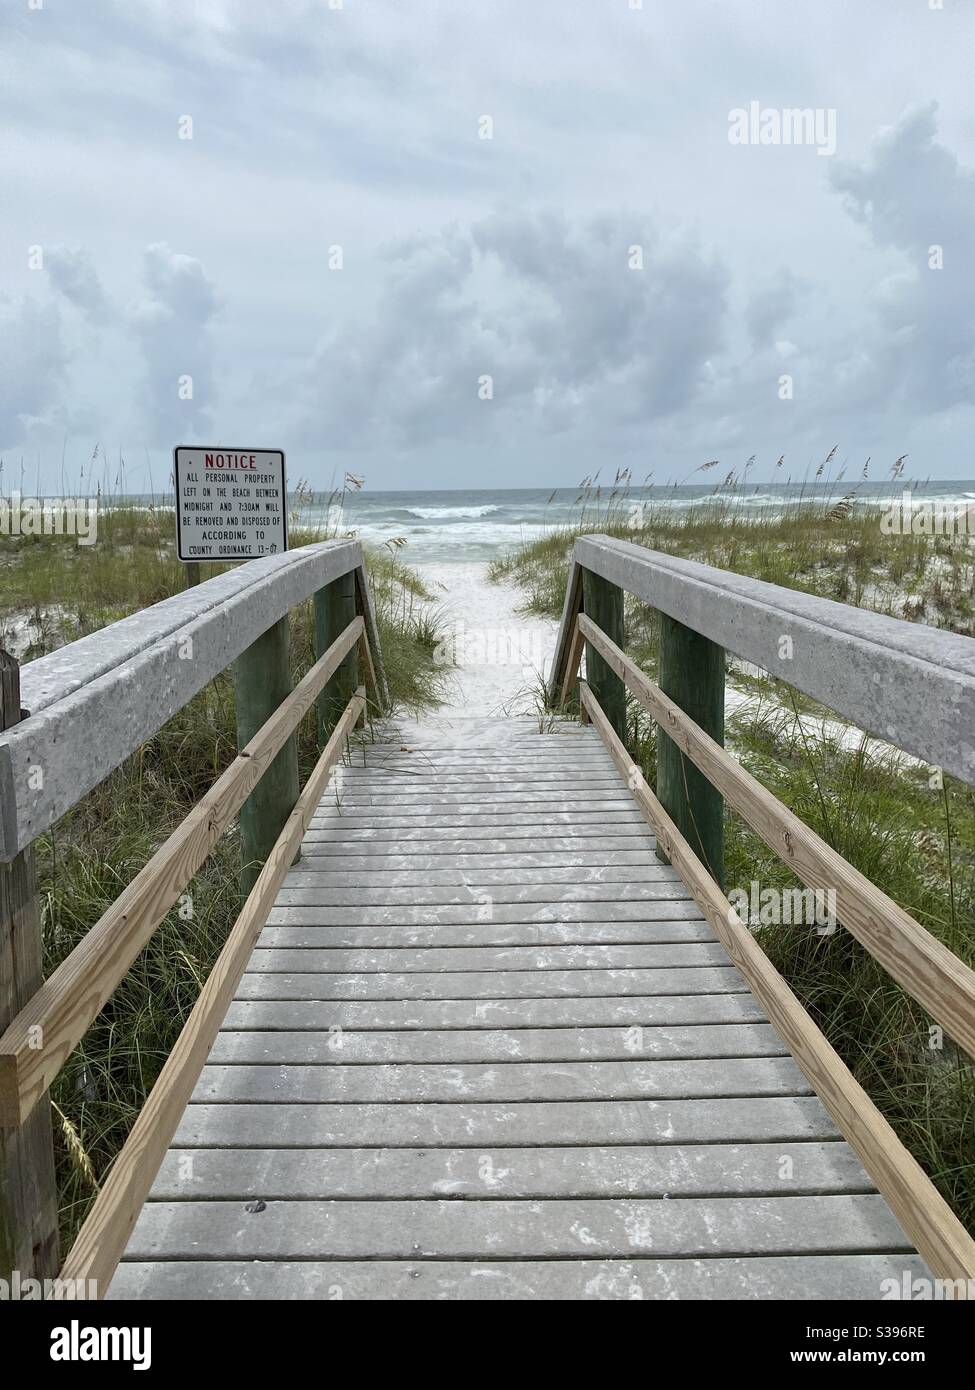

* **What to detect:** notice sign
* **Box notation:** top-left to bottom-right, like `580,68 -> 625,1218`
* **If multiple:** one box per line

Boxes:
174,447 -> 288,562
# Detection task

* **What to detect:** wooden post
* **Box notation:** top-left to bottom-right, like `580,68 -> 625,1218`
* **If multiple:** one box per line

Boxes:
655,613 -> 725,887
233,617 -> 300,899
0,650 -> 60,1282
581,567 -> 626,741
314,573 -> 358,746
185,562 -> 201,589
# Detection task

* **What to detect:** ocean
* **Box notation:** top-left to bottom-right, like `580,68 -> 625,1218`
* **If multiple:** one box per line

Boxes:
297,482 -> 975,565
108,481 -> 975,566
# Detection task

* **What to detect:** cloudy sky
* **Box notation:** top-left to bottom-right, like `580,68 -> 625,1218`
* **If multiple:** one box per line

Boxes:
2,0 -> 974,493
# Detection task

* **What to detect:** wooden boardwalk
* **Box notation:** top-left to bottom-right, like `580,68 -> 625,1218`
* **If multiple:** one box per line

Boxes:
109,717 -> 924,1299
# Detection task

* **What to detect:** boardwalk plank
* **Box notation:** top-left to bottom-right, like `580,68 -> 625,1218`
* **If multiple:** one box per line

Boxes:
114,715 -> 923,1300
257,922 -> 719,948
273,883 -> 699,907
234,966 -> 747,1000
109,1254 -> 931,1301
246,944 -> 729,973
265,902 -> 706,927
207,1023 -> 787,1064
147,1141 -> 869,1199
191,1057 -> 811,1103
222,994 -> 768,1031
280,865 -> 676,887
124,1195 -> 911,1261
174,1097 -> 843,1147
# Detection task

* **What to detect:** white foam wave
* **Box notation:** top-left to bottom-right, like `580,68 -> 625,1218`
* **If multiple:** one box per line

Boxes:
406,505 -> 500,520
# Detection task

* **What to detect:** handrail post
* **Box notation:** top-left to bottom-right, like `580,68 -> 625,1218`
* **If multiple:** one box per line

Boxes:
656,613 -> 725,888
314,572 -> 359,743
581,567 -> 625,741
0,650 -> 60,1282
234,617 -> 300,899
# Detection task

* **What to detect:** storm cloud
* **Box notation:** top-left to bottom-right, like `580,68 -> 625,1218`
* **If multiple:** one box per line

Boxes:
2,0 -> 973,488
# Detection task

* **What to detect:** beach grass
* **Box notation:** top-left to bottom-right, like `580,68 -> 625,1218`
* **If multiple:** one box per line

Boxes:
1,497 -> 447,1249
492,471 -> 975,1230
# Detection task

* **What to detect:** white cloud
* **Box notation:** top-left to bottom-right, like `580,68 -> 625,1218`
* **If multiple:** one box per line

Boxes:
2,1 -> 975,485
0,297 -> 67,444
127,243 -> 220,443
45,246 -> 106,320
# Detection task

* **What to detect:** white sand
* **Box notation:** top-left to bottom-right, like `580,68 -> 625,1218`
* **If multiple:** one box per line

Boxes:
419,562 -> 558,717
411,562 -> 926,777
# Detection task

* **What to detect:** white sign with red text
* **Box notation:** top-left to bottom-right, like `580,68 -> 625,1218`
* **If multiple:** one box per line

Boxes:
174,447 -> 288,562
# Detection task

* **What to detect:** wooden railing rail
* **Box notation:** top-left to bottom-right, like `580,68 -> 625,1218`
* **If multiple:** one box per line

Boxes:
551,535 -> 975,790
575,611 -> 975,1061
0,616 -> 364,1129
59,685 -> 367,1294
0,539 -> 387,862
0,539 -> 387,1281
577,674 -> 975,1287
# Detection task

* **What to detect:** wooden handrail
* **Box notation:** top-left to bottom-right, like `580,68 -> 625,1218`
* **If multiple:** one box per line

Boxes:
552,535 -> 975,790
0,540 -> 387,862
576,611 -> 975,1061
0,617 -> 365,1128
578,677 -> 975,1287
60,686 -> 367,1295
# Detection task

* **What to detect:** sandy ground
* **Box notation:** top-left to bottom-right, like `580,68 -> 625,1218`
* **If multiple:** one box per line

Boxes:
419,562 -> 558,717
411,561 -> 925,775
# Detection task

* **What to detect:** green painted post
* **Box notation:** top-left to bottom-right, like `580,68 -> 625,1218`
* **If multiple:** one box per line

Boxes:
0,650 -> 60,1284
582,567 -> 626,742
313,572 -> 358,747
655,613 -> 725,888
234,616 -> 300,899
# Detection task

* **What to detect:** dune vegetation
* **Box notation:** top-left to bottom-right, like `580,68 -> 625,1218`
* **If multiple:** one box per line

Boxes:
0,490 -> 446,1248
491,465 -> 975,1231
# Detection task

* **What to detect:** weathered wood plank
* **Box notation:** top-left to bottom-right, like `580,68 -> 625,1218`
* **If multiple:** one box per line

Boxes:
192,1057 -> 810,1103
176,1096 -> 841,1147
257,922 -> 718,948
316,790 -> 637,808
296,849 -> 661,870
109,1254 -> 932,1302
302,826 -> 654,846
246,944 -> 728,973
206,1023 -> 785,1064
279,866 -> 684,889
264,902 -> 706,927
223,993 -> 767,1031
274,883 -> 697,908
146,1140 -> 866,1200
235,966 -> 746,1001
307,812 -> 648,832
300,836 -> 657,857
124,1194 -> 911,1261
335,772 -> 622,786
